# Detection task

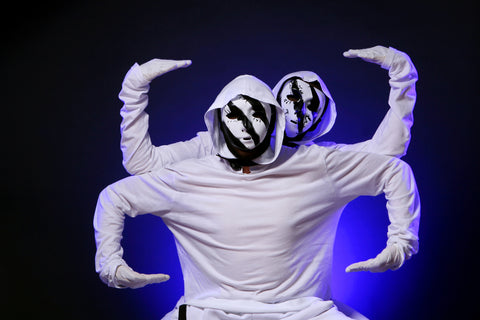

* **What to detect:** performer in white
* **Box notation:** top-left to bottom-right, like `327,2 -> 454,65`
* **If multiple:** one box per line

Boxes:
119,45 -> 417,175
94,72 -> 420,319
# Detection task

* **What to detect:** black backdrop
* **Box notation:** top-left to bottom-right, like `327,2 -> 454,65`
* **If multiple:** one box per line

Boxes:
4,1 -> 477,319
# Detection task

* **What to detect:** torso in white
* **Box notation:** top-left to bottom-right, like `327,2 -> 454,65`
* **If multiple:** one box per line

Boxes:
94,144 -> 419,316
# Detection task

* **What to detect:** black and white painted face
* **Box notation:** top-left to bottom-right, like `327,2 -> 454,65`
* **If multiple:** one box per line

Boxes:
278,78 -> 327,138
221,96 -> 272,150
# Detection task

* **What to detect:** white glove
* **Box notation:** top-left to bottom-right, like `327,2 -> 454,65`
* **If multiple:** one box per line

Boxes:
345,244 -> 406,273
139,58 -> 192,82
115,264 -> 170,289
343,45 -> 391,67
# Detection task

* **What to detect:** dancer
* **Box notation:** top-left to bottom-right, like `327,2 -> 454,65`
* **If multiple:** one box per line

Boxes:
94,72 -> 420,319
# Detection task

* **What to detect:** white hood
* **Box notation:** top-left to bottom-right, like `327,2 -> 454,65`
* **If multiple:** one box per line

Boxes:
204,75 -> 285,165
272,71 -> 337,145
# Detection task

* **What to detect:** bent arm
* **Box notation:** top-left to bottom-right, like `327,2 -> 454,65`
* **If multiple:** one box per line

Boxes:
338,46 -> 418,157
325,150 -> 420,263
119,63 -> 214,175
93,173 -> 175,287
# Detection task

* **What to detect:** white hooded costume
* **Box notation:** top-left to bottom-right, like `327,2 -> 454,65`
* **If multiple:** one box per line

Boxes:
94,74 -> 420,319
118,46 -> 418,176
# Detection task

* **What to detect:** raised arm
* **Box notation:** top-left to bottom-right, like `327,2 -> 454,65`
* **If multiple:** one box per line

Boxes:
334,46 -> 418,157
93,173 -> 176,288
324,149 -> 420,272
119,59 -> 214,175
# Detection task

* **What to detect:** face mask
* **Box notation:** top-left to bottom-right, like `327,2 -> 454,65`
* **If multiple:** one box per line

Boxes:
220,95 -> 272,150
278,78 -> 327,139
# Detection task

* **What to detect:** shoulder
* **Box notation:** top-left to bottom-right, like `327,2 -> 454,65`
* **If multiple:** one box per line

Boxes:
196,131 -> 214,148
271,144 -> 331,171
163,154 -> 222,174
296,144 -> 332,158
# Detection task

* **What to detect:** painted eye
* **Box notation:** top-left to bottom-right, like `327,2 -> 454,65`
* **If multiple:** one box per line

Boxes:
226,112 -> 240,119
252,111 -> 264,118
287,87 -> 302,102
287,95 -> 300,102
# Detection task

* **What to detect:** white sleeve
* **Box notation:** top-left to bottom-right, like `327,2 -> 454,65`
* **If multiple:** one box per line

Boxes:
335,47 -> 418,157
325,149 -> 420,258
119,63 -> 214,175
93,173 -> 176,288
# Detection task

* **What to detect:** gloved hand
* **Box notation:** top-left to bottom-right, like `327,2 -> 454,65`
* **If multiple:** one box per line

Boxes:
115,264 -> 170,289
139,58 -> 192,82
345,243 -> 406,273
343,45 -> 391,67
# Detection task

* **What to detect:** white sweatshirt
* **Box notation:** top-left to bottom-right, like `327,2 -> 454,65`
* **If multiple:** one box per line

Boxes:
119,47 -> 418,175
96,74 -> 420,319
94,145 -> 420,317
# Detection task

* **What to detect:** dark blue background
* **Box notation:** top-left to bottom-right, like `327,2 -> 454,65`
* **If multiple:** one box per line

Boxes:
4,0 -> 476,319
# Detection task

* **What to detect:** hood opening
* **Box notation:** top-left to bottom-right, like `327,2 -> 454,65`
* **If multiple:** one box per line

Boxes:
204,75 -> 285,167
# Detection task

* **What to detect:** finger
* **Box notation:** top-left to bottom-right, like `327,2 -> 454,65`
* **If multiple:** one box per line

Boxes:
345,260 -> 371,273
127,273 -> 169,289
140,59 -> 192,81
357,256 -> 391,273
145,273 -> 170,284
163,60 -> 192,72
343,49 -> 360,58
353,50 -> 376,61
176,60 -> 192,69
343,48 -> 383,64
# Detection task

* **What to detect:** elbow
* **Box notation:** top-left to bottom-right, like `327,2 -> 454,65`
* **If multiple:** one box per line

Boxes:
93,185 -> 127,233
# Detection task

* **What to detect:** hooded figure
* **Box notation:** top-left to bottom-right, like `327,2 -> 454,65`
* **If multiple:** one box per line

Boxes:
94,73 -> 420,319
204,75 -> 285,170
272,71 -> 337,146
